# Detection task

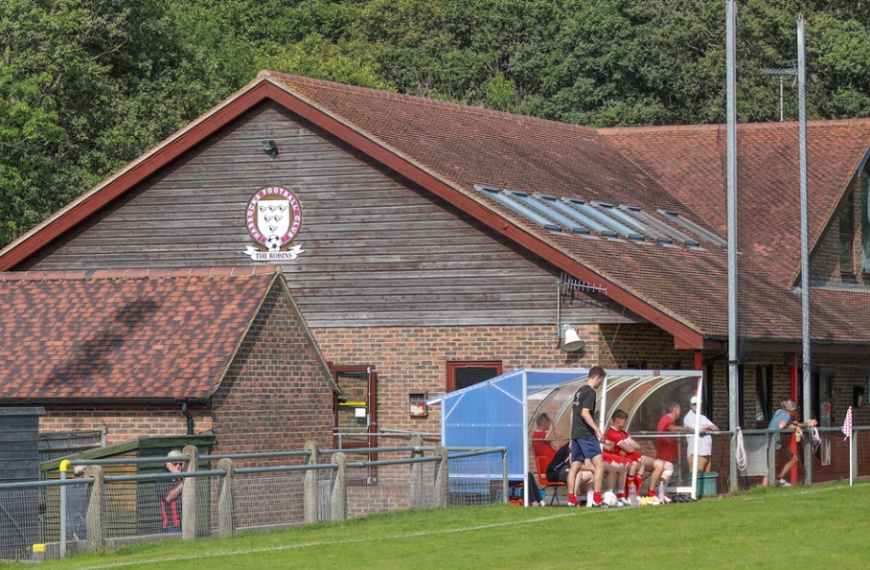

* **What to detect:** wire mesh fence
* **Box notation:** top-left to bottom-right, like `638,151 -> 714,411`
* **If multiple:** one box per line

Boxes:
627,426 -> 870,494
0,444 -> 507,562
7,430 -> 866,562
232,472 -> 307,531
0,488 -> 39,561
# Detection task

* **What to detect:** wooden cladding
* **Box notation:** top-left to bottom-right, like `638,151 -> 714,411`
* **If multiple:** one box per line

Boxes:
22,102 -> 636,328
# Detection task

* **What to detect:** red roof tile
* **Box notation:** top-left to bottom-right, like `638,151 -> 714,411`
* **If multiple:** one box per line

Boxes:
261,72 -> 870,344
600,121 -> 870,288
0,266 -> 282,402
2,72 -> 868,347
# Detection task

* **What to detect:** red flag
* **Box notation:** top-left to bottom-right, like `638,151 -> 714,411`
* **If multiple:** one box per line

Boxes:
842,406 -> 853,441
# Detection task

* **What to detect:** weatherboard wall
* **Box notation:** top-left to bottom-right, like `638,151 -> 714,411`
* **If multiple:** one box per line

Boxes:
19,101 -> 640,329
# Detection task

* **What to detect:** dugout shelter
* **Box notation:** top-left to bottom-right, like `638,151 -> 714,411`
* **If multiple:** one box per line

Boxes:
428,368 -> 706,505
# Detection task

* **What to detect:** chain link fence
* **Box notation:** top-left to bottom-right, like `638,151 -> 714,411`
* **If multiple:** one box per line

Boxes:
0,443 -> 507,562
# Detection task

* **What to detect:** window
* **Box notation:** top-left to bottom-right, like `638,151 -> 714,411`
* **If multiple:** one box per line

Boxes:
812,367 -> 834,428
474,185 -> 561,232
474,183 -> 723,249
840,192 -> 854,273
701,364 -> 714,419
446,361 -> 502,391
861,166 -> 870,273
658,209 -> 724,249
754,366 -> 773,427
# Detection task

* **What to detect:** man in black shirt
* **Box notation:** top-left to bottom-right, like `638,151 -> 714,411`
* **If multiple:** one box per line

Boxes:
567,366 -> 606,507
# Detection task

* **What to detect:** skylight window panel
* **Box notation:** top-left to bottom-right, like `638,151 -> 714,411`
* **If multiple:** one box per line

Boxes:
659,209 -> 728,249
502,189 -> 570,231
589,202 -> 646,242
553,198 -> 618,238
474,184 -> 561,232
632,209 -> 700,247
566,200 -> 642,241
524,194 -> 591,235
617,205 -> 674,245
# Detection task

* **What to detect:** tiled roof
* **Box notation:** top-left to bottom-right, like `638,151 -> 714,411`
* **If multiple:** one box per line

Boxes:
2,71 -> 868,347
0,266 -> 283,402
262,72 -> 870,343
600,121 -> 870,289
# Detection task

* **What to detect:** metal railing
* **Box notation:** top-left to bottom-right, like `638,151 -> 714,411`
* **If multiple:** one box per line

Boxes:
625,425 -> 870,493
0,442 -> 507,562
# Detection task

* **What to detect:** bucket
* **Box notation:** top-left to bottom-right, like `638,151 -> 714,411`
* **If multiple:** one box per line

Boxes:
697,471 -> 718,496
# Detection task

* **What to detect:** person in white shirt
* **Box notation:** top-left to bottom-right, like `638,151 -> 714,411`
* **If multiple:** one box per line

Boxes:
683,396 -> 719,472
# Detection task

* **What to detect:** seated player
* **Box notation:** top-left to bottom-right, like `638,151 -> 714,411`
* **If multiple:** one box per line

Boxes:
654,402 -> 694,502
531,412 -> 560,466
605,408 -> 667,504
547,442 -> 593,500
600,438 -> 630,506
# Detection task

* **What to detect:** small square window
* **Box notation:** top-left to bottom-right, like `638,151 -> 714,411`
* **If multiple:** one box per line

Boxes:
447,361 -> 502,391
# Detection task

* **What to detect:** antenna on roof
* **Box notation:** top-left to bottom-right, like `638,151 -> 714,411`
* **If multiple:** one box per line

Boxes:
761,59 -> 797,121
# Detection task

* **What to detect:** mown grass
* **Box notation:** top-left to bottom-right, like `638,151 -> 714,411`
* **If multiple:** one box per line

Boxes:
22,481 -> 870,570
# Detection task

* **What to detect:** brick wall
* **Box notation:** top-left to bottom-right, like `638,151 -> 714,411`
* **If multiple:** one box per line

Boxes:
38,410 -> 212,446
693,350 -> 870,434
209,282 -> 335,458
315,322 -> 868,441
36,311 -> 867,467
312,322 -> 701,434
599,324 -> 696,370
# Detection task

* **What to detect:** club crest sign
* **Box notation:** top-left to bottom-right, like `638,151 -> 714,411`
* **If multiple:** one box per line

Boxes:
243,186 -> 305,261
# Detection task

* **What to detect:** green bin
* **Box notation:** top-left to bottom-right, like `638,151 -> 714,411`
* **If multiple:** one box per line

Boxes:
697,471 -> 718,496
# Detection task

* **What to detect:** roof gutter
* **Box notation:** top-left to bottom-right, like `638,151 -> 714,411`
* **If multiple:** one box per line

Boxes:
0,397 -> 212,409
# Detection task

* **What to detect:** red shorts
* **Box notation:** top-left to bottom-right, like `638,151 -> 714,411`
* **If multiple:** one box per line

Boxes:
603,451 -> 630,465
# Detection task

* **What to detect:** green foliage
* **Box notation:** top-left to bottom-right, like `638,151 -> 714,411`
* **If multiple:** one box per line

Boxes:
0,0 -> 228,246
2,0 -> 870,248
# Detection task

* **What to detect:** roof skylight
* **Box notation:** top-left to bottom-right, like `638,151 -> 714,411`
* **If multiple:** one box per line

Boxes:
474,184 -> 725,251
659,209 -> 728,249
474,185 -> 561,232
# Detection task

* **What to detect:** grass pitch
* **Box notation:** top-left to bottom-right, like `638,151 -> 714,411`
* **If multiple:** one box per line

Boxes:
27,481 -> 870,569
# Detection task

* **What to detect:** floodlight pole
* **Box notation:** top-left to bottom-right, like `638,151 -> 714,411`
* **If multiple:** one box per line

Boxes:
797,16 -> 813,486
725,0 -> 739,495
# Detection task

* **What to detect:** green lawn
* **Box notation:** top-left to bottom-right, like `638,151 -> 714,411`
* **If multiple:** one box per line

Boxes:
24,482 -> 870,569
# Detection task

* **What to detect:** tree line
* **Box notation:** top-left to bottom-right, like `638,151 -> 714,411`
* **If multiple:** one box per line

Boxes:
2,0 -> 869,247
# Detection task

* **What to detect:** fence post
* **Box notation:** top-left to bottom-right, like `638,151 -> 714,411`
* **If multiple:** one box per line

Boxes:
409,436 -> 424,508
84,465 -> 103,553
217,458 -> 235,538
851,430 -> 858,483
433,446 -> 449,507
767,434 -> 776,487
501,448 -> 508,504
181,445 -> 199,540
303,440 -> 319,524
330,452 -> 347,521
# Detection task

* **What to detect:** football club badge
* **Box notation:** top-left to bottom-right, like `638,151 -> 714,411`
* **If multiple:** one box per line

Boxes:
243,186 -> 305,261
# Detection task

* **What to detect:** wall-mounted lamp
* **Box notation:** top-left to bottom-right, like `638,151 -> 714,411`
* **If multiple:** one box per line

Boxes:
561,324 -> 586,352
262,140 -> 279,158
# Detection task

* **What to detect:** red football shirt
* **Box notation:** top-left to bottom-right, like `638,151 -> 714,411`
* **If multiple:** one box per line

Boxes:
531,430 -> 555,464
656,414 -> 678,462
